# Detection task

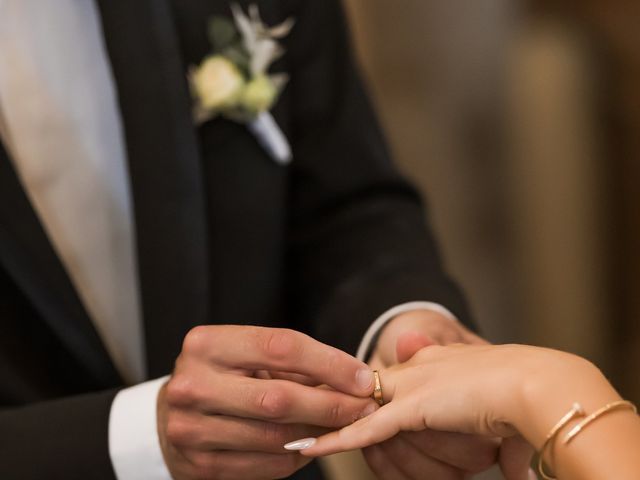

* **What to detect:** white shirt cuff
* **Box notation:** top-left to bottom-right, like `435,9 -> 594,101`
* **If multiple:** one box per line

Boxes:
109,376 -> 173,480
356,301 -> 457,361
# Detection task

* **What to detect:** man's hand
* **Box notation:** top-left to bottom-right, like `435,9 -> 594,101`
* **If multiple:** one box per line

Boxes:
363,309 -> 501,479
369,309 -> 487,370
157,325 -> 377,480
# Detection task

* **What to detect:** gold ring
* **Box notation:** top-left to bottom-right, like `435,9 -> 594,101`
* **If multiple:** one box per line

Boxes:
372,370 -> 384,406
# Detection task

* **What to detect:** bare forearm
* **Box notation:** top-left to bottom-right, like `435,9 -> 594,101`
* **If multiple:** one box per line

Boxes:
513,354 -> 640,480
299,344 -> 640,480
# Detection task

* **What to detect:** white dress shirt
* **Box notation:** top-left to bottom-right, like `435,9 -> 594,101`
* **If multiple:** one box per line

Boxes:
0,2 -> 456,478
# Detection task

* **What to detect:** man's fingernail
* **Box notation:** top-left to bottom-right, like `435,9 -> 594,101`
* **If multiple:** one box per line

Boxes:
356,368 -> 373,390
528,468 -> 538,480
284,437 -> 317,450
360,403 -> 377,418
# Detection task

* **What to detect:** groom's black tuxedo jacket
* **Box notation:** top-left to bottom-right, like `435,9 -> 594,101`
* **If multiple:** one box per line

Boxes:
0,1 -> 472,478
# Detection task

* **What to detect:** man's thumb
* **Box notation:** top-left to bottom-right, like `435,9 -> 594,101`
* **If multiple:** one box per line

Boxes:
395,331 -> 434,363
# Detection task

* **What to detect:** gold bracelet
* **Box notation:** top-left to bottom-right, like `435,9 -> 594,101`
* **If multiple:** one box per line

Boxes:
537,400 -> 638,479
563,400 -> 637,445
537,402 -> 585,480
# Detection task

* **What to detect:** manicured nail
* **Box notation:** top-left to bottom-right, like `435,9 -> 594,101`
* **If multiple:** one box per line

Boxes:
528,468 -> 538,480
284,437 -> 317,450
356,368 -> 373,390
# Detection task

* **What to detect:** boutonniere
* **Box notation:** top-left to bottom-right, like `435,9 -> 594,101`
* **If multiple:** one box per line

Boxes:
189,3 -> 295,165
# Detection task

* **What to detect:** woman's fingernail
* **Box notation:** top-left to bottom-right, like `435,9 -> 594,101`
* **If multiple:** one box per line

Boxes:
528,468 -> 538,480
284,437 -> 317,450
356,368 -> 373,390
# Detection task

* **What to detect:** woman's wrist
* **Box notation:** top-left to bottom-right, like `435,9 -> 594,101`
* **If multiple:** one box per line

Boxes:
510,349 -> 621,449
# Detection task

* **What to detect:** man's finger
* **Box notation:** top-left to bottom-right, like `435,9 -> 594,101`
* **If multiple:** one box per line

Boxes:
379,435 -> 465,480
167,411 -> 327,453
362,444 -> 410,480
296,401 -> 406,456
464,329 -> 491,345
183,325 -> 373,396
402,430 -> 498,474
184,450 -> 309,480
499,435 -> 535,480
260,370 -> 321,386
167,370 -> 377,427
395,332 -> 434,363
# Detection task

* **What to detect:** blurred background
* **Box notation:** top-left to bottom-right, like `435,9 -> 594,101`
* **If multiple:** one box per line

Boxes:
324,1 -> 640,478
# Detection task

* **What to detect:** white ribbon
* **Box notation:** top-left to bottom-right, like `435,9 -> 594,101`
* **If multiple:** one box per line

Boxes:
247,111 -> 292,165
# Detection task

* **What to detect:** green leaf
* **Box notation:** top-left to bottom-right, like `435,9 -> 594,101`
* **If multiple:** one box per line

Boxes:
207,16 -> 238,52
223,45 -> 251,76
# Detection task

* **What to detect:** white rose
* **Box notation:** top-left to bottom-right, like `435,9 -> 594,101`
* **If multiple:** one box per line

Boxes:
191,55 -> 244,110
239,74 -> 277,114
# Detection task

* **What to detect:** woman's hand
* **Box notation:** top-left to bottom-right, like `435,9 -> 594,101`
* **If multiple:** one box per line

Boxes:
360,313 -> 508,480
289,343 -> 635,480
296,344 -> 599,479
300,345 -> 523,450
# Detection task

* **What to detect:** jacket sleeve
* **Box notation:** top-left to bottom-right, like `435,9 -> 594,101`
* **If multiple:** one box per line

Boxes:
282,0 -> 474,355
0,389 -> 119,480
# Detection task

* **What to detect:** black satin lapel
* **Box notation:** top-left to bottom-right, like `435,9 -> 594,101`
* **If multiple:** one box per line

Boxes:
0,144 -> 121,387
96,0 -> 210,377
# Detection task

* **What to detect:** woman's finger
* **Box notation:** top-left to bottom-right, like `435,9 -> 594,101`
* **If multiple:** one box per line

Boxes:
291,401 -> 407,456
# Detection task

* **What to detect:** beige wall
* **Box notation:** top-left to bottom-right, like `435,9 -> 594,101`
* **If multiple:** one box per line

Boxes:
341,0 -> 610,358
342,0 -> 524,345
320,1 -> 631,478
